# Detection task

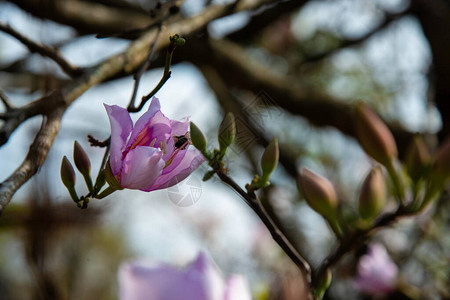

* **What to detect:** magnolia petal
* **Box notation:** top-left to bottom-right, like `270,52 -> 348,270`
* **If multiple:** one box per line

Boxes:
163,118 -> 190,161
224,275 -> 252,300
105,104 -> 133,175
355,244 -> 398,295
118,253 -> 228,300
120,146 -> 164,190
118,260 -> 188,300
127,97 -> 171,150
149,149 -> 205,191
185,252 -> 225,300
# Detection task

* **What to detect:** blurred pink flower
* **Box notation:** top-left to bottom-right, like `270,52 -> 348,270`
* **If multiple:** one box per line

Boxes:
355,243 -> 398,295
104,97 -> 204,191
118,252 -> 252,300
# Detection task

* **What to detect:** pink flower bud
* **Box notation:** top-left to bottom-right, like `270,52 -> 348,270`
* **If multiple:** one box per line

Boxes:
358,167 -> 386,220
298,168 -> 338,220
61,156 -> 76,189
60,156 -> 79,203
73,141 -> 91,177
356,104 -> 398,166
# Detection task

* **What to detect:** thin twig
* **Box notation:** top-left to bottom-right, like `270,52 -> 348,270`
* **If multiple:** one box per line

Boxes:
215,170 -> 312,287
128,33 -> 183,112
0,89 -> 14,110
88,135 -> 111,148
128,25 -> 163,111
0,22 -> 82,77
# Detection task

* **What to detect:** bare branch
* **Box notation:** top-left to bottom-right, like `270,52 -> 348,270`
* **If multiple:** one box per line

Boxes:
0,94 -> 64,214
183,37 -> 415,155
215,170 -> 312,290
0,22 -> 82,77
128,25 -> 163,109
7,0 -> 152,36
300,11 -> 407,65
0,89 -> 14,110
199,65 -> 299,177
227,0 -> 308,42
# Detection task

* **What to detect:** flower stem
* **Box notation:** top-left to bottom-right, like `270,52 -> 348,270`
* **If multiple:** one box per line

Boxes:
95,186 -> 117,199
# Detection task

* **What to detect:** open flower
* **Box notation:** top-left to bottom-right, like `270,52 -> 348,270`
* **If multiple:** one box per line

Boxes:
105,97 -> 205,191
355,243 -> 398,295
118,252 -> 252,300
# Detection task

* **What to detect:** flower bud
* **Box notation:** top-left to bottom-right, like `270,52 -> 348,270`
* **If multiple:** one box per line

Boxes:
170,34 -> 185,47
202,170 -> 215,182
190,122 -> 207,152
218,112 -> 236,152
356,103 -> 398,166
74,141 -> 91,176
405,135 -> 430,182
298,168 -> 338,220
74,141 -> 94,193
61,156 -> 76,188
432,136 -> 450,180
60,156 -> 79,203
260,138 -> 279,186
358,167 -> 386,220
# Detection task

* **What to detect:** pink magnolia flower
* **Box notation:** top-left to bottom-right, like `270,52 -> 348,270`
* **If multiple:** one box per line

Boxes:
355,243 -> 398,295
104,97 -> 205,191
118,252 -> 252,300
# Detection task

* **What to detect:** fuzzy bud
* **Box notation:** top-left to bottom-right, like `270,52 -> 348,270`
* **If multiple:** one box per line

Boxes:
359,167 -> 386,220
432,136 -> 450,180
218,112 -> 236,152
356,103 -> 398,166
189,122 -> 207,152
298,168 -> 338,220
260,138 -> 279,186
405,135 -> 430,182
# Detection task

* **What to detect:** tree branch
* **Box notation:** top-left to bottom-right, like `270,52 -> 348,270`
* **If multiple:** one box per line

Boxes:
183,37 -> 415,156
0,22 -> 82,77
300,11 -> 406,65
198,64 -> 299,177
0,96 -> 64,214
6,0 -> 152,36
227,0 -> 308,42
215,170 -> 312,291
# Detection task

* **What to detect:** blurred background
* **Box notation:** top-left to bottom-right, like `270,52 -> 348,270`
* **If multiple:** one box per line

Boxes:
0,0 -> 449,299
